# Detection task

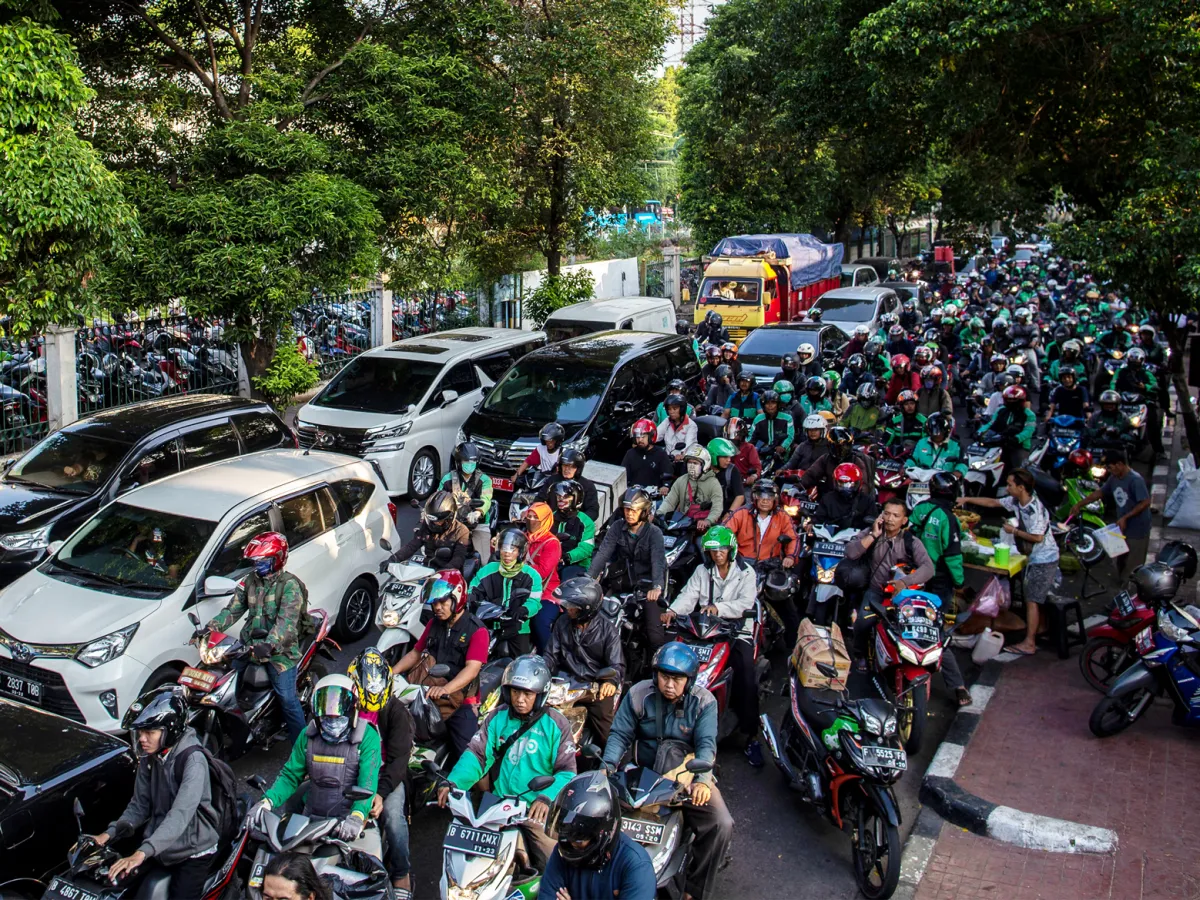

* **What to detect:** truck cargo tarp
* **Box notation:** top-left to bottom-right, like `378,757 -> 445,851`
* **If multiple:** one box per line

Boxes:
709,234 -> 844,290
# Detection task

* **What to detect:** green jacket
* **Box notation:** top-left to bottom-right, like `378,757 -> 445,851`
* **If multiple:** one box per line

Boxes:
207,571 -> 307,672
468,562 -> 543,634
909,500 -> 965,587
799,396 -> 833,418
843,403 -> 880,434
1048,359 -> 1086,382
449,706 -> 576,803
264,725 -> 381,822
556,511 -> 596,566
907,437 -> 967,475
884,412 -> 926,446
439,470 -> 494,519
981,406 -> 1036,449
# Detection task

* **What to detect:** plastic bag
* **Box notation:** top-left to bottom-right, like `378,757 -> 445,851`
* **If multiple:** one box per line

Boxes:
969,575 -> 1011,619
1167,454 -> 1200,530
1094,523 -> 1130,558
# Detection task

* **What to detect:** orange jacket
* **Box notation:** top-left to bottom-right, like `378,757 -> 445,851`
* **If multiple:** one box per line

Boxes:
726,507 -> 798,564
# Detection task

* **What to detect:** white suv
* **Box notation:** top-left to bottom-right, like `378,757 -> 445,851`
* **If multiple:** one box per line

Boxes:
296,328 -> 545,499
0,449 -> 399,733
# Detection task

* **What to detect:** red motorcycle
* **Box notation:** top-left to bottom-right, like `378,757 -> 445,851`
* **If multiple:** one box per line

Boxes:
868,585 -> 946,755
871,442 -> 913,506
1079,588 -> 1154,692
669,612 -> 750,742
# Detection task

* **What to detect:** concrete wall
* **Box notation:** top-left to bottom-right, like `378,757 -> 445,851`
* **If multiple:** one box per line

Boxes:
522,257 -> 640,305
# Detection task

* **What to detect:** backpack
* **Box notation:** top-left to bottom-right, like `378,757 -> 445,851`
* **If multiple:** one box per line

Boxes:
173,744 -> 240,847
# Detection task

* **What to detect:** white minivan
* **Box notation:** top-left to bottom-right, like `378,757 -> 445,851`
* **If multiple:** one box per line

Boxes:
0,449 -> 399,732
296,328 -> 545,499
544,296 -> 677,344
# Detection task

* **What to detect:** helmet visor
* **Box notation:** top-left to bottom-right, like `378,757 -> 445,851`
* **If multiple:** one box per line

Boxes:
314,685 -> 354,720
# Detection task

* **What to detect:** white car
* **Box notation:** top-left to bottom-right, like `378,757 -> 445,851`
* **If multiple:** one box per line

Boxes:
0,449 -> 399,733
296,328 -> 545,500
809,286 -> 902,337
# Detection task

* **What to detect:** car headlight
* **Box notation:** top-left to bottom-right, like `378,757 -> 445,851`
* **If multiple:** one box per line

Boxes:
455,426 -> 468,446
75,623 -> 139,668
0,526 -> 52,552
381,609 -> 400,628
564,435 -> 589,454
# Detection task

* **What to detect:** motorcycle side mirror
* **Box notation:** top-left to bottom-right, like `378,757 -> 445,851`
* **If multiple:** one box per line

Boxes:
814,661 -> 839,679
471,499 -> 485,509
429,663 -> 451,679
578,742 -> 603,759
344,785 -> 374,802
73,797 -> 85,832
246,774 -> 269,792
379,560 -> 390,574
779,534 -> 793,545
421,760 -> 446,779
594,667 -> 619,683
528,775 -> 556,793
188,612 -> 201,627
434,547 -> 453,563
380,538 -> 392,552
684,758 -> 713,774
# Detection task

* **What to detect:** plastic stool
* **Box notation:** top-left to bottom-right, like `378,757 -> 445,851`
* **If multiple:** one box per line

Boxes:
1040,594 -> 1087,659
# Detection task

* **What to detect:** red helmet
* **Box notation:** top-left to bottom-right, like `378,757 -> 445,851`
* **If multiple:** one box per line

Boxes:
1002,384 -> 1028,403
631,418 -> 657,442
891,354 -> 911,371
833,463 -> 862,489
243,531 -> 288,575
898,389 -> 918,404
1068,448 -> 1093,469
421,569 -> 468,614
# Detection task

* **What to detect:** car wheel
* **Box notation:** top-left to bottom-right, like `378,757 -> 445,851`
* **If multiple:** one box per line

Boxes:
334,577 -> 378,642
408,448 -> 440,501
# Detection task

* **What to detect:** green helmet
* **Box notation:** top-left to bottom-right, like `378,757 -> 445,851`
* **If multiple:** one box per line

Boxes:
701,525 -> 737,559
773,379 -> 795,403
824,369 -> 841,390
969,316 -> 984,330
707,437 -> 736,461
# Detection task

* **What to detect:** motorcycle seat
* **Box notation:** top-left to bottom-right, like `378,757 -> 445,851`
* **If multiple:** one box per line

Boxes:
795,684 -> 847,732
134,868 -> 174,900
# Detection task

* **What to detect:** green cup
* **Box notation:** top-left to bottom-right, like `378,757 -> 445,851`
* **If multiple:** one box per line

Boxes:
993,543 -> 1011,567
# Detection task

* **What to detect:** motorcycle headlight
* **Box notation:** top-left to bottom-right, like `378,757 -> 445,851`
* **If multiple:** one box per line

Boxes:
1090,465 -> 1107,480
1127,414 -> 1141,428
198,641 -> 230,666
1158,609 -> 1190,643
861,712 -> 883,737
75,623 -> 139,668
898,643 -> 922,665
0,526 -> 52,552
883,715 -> 898,736
381,609 -> 400,628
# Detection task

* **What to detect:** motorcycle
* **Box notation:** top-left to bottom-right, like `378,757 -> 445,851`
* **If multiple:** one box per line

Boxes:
762,660 -> 909,899
872,445 -> 912,506
1089,602 -> 1200,738
1118,391 -> 1149,444
1033,414 -> 1085,475
1079,588 -> 1155,693
478,669 -> 621,749
804,522 -> 860,626
667,612 -> 747,742
507,468 -> 552,522
375,557 -> 438,666
658,511 -> 700,589
179,610 -> 336,761
963,438 -> 1006,496
903,465 -> 939,510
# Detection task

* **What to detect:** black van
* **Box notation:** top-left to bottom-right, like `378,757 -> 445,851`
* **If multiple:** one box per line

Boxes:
0,395 -> 293,586
460,331 -> 701,489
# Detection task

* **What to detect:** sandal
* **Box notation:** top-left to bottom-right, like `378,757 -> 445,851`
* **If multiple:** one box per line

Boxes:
955,687 -> 972,707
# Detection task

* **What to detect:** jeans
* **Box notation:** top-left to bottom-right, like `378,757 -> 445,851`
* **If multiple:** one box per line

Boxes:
234,659 -> 306,742
380,783 -> 411,880
532,600 -> 560,653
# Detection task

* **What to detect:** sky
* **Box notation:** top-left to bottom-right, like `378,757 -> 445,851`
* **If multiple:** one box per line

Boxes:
662,0 -> 725,69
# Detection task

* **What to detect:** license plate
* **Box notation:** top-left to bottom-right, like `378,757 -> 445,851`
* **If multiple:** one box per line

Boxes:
862,745 -> 907,770
1052,430 -> 1079,439
908,484 -> 929,496
45,878 -> 102,900
0,671 -> 43,705
900,622 -> 941,644
1135,627 -> 1153,653
622,818 -> 666,844
877,460 -> 901,472
1113,590 -> 1135,618
663,536 -> 678,549
494,477 -> 514,492
444,822 -> 502,858
689,643 -> 713,663
386,583 -> 418,599
179,666 -> 217,692
813,541 -> 845,557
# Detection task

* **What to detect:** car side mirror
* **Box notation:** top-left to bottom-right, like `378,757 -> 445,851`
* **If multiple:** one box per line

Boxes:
203,575 -> 238,597
684,758 -> 713,774
73,797 -> 85,832
528,775 -> 556,793
441,389 -> 459,407
1,459 -> 14,473
613,401 -> 636,415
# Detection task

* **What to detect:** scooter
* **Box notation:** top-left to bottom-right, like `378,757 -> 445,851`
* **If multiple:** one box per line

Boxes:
1118,391 -> 1149,444
1035,414 -> 1085,475
375,559 -> 437,666
963,438 -> 1006,496
872,445 -> 911,507
805,522 -> 859,626
903,465 -> 939,510
667,612 -> 743,741
391,668 -> 453,805
179,610 -> 337,761
1079,588 -> 1155,692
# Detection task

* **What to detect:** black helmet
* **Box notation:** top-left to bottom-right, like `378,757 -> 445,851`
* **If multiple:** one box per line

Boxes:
559,447 -> 586,473
554,576 -> 604,621
929,471 -> 960,504
621,487 -> 653,523
709,311 -> 723,327
856,382 -> 878,406
540,422 -> 566,448
500,654 -> 552,717
551,479 -> 583,511
668,378 -> 687,394
805,376 -> 826,399
715,364 -> 732,381
827,426 -> 853,460
925,412 -> 952,440
781,353 -> 799,372
496,527 -> 528,560
834,557 -> 870,592
664,392 -> 686,411
422,490 -> 458,533
760,389 -> 780,406
453,441 -> 479,474
1129,562 -> 1181,605
547,771 -> 621,868
121,687 -> 187,753
864,339 -> 883,358
847,353 -> 866,374
1156,540 -> 1198,581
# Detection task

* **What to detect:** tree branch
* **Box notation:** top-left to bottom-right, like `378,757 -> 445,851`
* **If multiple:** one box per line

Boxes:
297,0 -> 402,108
122,2 -> 234,120
192,1 -> 225,103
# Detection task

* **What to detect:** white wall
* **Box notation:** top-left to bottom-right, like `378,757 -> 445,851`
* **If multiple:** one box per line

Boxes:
522,257 -> 639,304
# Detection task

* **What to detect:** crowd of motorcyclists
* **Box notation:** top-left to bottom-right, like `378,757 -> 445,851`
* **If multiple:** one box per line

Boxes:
76,245 -> 1177,900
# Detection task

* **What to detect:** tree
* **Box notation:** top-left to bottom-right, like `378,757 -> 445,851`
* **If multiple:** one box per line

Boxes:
0,13 -> 136,334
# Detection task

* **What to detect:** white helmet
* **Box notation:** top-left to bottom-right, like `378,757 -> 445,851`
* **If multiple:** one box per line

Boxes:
797,342 -> 816,364
853,325 -> 870,339
683,445 -> 711,474
803,414 -> 827,433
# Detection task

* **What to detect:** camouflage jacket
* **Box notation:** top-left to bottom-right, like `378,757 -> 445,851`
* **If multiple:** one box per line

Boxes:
207,572 -> 308,672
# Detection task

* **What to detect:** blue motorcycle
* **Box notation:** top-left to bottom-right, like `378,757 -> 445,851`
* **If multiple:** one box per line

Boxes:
1031,413 -> 1085,475
1089,603 -> 1200,737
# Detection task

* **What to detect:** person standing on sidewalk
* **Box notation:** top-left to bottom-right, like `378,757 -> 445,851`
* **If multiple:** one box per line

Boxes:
959,468 -> 1059,656
1070,448 -> 1151,577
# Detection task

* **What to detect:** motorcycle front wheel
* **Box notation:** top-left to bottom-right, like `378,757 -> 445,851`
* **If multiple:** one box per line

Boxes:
1065,526 -> 1104,565
1079,637 -> 1134,693
1088,688 -> 1151,738
849,790 -> 901,899
895,676 -> 928,756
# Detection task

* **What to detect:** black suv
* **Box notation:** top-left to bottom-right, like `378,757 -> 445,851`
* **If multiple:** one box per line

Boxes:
461,331 -> 701,486
0,395 -> 294,585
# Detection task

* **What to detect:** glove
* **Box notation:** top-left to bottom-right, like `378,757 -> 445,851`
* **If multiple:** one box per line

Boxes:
335,815 -> 364,842
251,642 -> 273,662
467,511 -> 481,526
248,798 -> 271,830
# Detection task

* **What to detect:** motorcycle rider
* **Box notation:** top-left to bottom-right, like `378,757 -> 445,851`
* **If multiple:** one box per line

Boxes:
917,365 -> 953,419
1084,389 -> 1137,451
700,346 -> 723,387
543,577 -> 624,744
978,353 -> 1010,397
724,480 -> 799,642
773,378 -> 804,422
796,342 -> 824,380
393,490 -> 471,572
552,481 -> 596,579
1048,338 -> 1086,383
883,390 -> 926,448
899,297 -> 922,332
704,364 -> 736,414
885,324 -> 916,361
725,371 -> 761,421
439,442 -> 494,565
524,502 -> 564,652
660,445 -> 724,532
1044,367 -> 1090,422
252,675 -> 384,857
92,690 -> 223,896
1112,346 -> 1164,456
540,448 -> 600,522
776,352 -> 803,392
663,526 -> 763,766
862,338 -> 892,381
392,570 -> 487,757
542,772 -> 657,900
842,324 -> 872,363
841,352 -> 873,397
695,310 -> 730,346
812,462 -> 878,532
206,532 -> 308,742
720,342 -> 742,380
349,648 -> 416,896
514,422 -> 565,482
843,382 -> 882,434
750,390 -> 795,461
622,419 -> 674,497
439,656 -> 577,872
784,414 -> 830,471
725,417 -> 762,488
907,413 -> 967,476
798,375 -> 833,418
655,379 -> 696,424
707,437 -> 746,518
883,354 -> 921,404
659,393 -> 699,470
799,426 -> 875,499
587,488 -> 668,645
468,528 -> 544,656
603,644 -> 732,900
978,385 -> 1036,474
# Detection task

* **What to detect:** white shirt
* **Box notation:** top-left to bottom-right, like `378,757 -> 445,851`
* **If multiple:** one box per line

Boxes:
756,514 -> 772,542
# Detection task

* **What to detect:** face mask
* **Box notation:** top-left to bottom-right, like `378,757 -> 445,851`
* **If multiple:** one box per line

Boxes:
254,559 -> 274,577
687,461 -> 702,479
838,484 -> 856,496
460,461 -> 477,476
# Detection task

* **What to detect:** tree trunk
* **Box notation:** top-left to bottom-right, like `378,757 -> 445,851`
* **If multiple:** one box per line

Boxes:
241,334 -> 278,401
1163,317 -> 1200,454
546,247 -> 562,277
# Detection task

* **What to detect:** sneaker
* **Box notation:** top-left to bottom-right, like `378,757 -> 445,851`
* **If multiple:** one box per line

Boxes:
744,739 -> 765,768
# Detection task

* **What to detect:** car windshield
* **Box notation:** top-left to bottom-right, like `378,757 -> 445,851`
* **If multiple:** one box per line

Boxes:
7,431 -> 132,494
738,329 -> 821,363
1014,248 -> 1035,261
50,502 -> 216,594
312,356 -> 442,413
546,321 -> 599,344
483,358 -> 610,424
812,296 -> 877,322
698,276 -> 762,306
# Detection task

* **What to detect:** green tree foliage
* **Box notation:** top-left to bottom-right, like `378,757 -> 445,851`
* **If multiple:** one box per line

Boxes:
0,14 -> 136,334
523,270 -> 595,328
252,328 -> 320,411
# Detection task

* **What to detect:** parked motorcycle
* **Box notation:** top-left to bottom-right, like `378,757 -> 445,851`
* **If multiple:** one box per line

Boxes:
1079,588 -> 1155,692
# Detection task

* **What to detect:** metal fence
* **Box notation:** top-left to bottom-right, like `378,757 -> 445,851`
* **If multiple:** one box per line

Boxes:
0,336 -> 50,457
392,289 -> 482,338
296,287 -> 376,379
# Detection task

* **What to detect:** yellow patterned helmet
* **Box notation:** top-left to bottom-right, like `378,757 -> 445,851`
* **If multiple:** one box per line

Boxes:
347,647 -> 391,712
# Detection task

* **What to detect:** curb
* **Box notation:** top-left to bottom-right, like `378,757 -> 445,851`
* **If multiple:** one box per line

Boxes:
915,662 -> 1119,855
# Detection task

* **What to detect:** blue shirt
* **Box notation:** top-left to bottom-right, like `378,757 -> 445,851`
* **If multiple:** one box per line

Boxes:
540,832 -> 657,900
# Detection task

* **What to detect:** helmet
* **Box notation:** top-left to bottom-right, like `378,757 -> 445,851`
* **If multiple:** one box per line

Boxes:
1127,347 -> 1146,366
1139,324 -> 1157,339
420,569 -> 469,613
773,379 -> 795,403
1014,307 -> 1031,323
664,392 -> 686,413
781,352 -> 799,372
903,297 -> 917,310
736,370 -> 753,387
888,324 -> 905,341
864,339 -> 883,358
453,442 -> 479,476
926,412 -> 952,440
969,316 -> 985,330
807,307 -> 823,322
992,317 -> 1008,332
930,307 -> 944,320
705,345 -> 722,364
752,478 -> 779,503
1062,339 -> 1082,360
552,479 -> 583,511
1059,367 -> 1078,383
891,353 -> 911,372
1006,364 -> 1025,380
652,642 -> 699,689
856,382 -> 878,406
1002,384 -> 1027,404
724,417 -> 749,442
921,364 -> 943,385
244,531 -> 289,576
622,487 -> 653,522
913,346 -> 933,366
797,343 -> 816,364
760,389 -> 780,407
854,324 -> 870,339
805,376 -> 826,400
707,437 -> 737,461
546,771 -> 621,868
1099,389 -> 1121,408
704,309 -> 718,325
833,463 -> 861,493
929,471 -> 960,504
559,447 -> 586,473
524,501 -> 554,539
1129,562 -> 1181,605
554,576 -> 604,621
500,654 -> 552,716
701,525 -> 737,562
715,364 -> 733,382
348,647 -> 392,712
847,353 -> 866,374
684,445 -> 711,476
827,426 -> 853,460
1067,448 -> 1093,470
540,422 -> 566,448
721,341 -> 738,359
880,313 -> 898,329
668,378 -> 687,394
631,418 -> 657,443
496,527 -> 528,560
990,353 -> 1008,371
121,687 -> 188,753
312,674 -> 357,743
1156,540 -> 1198,581
803,414 -> 827,434
898,389 -> 918,405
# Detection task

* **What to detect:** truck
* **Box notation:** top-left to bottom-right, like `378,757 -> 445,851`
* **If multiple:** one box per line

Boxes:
693,233 -> 844,342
